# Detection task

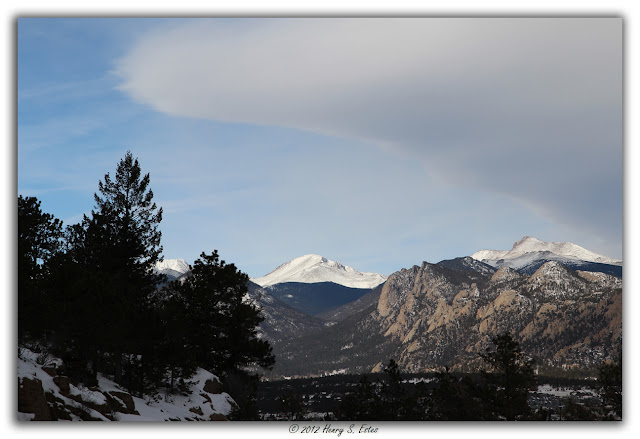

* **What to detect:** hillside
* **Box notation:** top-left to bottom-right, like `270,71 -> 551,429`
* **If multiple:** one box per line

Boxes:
18,348 -> 234,421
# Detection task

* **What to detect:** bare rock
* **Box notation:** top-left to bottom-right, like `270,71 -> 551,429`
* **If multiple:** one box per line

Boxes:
203,377 -> 223,394
53,376 -> 71,394
41,366 -> 57,377
209,413 -> 228,421
18,377 -> 53,421
108,391 -> 138,414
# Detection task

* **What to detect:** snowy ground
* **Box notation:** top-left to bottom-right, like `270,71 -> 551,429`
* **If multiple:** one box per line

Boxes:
18,347 -> 235,421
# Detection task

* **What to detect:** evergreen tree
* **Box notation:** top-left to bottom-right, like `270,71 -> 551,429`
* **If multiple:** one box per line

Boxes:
91,151 -> 163,273
380,359 -> 404,420
18,195 -> 64,276
334,375 -> 383,420
430,368 -> 489,420
155,251 -> 275,411
89,152 -> 164,392
18,195 -> 64,341
45,253 -> 117,385
176,251 -> 275,377
226,372 -> 261,420
152,286 -> 199,391
479,332 -> 536,420
279,386 -> 307,421
47,152 -> 165,391
334,359 -> 430,420
597,354 -> 622,419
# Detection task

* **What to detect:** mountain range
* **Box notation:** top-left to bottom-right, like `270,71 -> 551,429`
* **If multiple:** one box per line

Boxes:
155,236 -> 623,378
271,258 -> 621,378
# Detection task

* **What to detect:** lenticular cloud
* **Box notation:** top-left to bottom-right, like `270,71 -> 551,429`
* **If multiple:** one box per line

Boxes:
116,18 -> 622,248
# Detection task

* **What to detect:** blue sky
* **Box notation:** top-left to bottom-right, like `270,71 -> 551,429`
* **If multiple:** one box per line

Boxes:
17,17 -> 623,278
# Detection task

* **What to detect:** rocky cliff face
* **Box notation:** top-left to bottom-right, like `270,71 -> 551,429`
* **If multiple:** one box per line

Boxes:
273,260 -> 621,377
376,260 -> 621,373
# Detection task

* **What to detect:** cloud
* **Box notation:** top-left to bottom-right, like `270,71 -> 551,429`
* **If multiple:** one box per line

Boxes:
115,18 -> 622,256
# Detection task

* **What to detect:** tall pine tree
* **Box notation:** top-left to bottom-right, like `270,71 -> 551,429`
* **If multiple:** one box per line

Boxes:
51,151 -> 165,391
479,332 -> 536,420
92,151 -> 164,392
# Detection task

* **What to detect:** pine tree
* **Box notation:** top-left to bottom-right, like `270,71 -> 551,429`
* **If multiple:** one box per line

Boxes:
597,354 -> 622,419
18,195 -> 64,341
18,195 -> 64,276
279,386 -> 307,421
176,251 -> 275,376
431,367 -> 488,420
479,332 -> 536,420
381,359 -> 404,420
91,150 -> 163,275
334,375 -> 383,420
50,152 -> 165,391
90,152 -> 164,392
152,286 -> 199,391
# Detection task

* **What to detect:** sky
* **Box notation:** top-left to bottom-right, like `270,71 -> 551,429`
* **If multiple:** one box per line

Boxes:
16,17 -> 623,278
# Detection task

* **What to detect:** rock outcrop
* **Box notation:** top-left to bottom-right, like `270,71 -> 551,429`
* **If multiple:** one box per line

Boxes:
18,348 -> 235,421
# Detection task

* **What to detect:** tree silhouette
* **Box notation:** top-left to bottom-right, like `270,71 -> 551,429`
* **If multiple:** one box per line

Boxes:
169,251 -> 275,377
431,367 -> 488,420
92,151 -> 163,272
597,354 -> 622,419
479,332 -> 536,420
18,195 -> 63,341
45,152 -> 166,391
279,386 -> 307,420
334,359 -> 431,420
334,375 -> 383,420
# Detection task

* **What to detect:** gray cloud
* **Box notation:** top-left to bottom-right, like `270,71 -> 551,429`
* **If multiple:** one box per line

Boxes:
116,18 -> 622,258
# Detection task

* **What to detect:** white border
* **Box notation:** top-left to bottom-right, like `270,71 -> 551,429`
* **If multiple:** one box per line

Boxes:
4,1 -> 637,438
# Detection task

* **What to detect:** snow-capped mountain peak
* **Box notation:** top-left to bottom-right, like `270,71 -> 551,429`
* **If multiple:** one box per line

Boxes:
251,254 -> 387,289
154,258 -> 190,278
471,236 -> 621,266
513,236 -> 543,247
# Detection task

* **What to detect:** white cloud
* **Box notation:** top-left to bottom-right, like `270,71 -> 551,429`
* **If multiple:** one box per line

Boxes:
115,17 -> 622,258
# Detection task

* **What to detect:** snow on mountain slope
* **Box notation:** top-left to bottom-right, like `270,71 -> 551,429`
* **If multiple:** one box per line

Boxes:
154,258 -> 190,277
485,250 -> 582,271
471,236 -> 622,266
251,254 -> 387,289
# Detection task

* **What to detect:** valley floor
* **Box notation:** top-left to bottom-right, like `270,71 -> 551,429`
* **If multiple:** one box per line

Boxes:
255,374 -> 607,421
